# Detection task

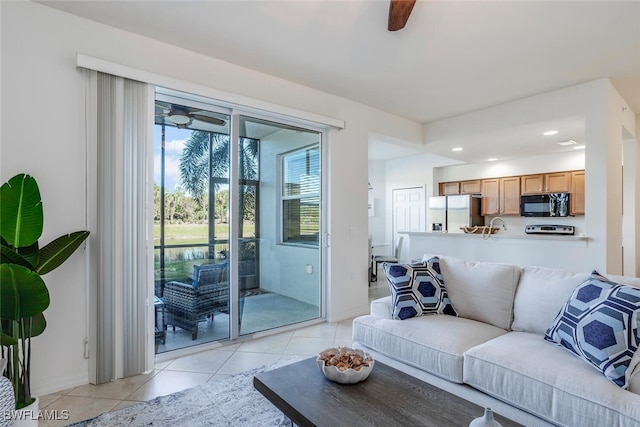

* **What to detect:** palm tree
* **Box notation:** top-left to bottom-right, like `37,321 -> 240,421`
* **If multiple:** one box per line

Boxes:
179,131 -> 258,205
178,130 -> 259,255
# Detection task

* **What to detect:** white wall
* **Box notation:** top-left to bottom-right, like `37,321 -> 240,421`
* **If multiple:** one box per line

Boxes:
372,152 -> 460,259
367,160 -> 386,245
433,150 -> 585,185
258,129 -> 320,304
0,2 -> 422,395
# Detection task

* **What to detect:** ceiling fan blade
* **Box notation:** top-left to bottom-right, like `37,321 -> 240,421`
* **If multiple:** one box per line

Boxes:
388,0 -> 416,31
190,113 -> 226,126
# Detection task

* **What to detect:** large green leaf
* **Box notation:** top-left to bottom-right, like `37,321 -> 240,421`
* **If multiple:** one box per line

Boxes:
0,264 -> 49,321
0,174 -> 43,248
0,244 -> 35,271
37,231 -> 90,275
17,241 -> 39,268
0,331 -> 18,346
2,315 -> 47,341
27,313 -> 47,338
14,313 -> 47,339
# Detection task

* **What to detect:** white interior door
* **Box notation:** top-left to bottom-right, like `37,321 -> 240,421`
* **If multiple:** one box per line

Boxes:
392,186 -> 426,260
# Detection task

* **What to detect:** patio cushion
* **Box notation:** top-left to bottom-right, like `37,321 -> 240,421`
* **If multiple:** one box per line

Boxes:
192,263 -> 228,288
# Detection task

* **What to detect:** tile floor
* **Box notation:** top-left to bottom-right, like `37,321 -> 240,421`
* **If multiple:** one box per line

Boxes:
39,280 -> 390,426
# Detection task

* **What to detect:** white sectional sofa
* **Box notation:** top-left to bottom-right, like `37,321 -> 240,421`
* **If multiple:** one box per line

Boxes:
352,255 -> 640,427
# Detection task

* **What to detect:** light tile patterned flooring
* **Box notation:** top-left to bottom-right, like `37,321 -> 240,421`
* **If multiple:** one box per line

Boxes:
39,281 -> 389,426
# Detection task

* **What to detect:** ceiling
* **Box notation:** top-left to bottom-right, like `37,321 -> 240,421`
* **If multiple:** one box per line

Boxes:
38,0 -> 640,163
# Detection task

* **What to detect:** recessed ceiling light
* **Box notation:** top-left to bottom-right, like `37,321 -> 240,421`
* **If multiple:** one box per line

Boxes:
488,158 -> 498,162
543,130 -> 558,136
573,145 -> 586,150
557,139 -> 577,146
452,147 -> 463,152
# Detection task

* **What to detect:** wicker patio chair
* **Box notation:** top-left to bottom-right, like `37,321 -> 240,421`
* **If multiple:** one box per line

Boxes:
163,262 -> 230,340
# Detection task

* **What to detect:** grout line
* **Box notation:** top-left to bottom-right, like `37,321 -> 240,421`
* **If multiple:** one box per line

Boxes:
39,320 -> 357,423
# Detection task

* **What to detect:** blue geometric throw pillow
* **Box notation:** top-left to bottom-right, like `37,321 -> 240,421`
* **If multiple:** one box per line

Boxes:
383,256 -> 457,320
544,271 -> 640,388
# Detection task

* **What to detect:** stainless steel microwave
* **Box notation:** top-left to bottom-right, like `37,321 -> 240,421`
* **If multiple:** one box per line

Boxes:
520,193 -> 570,217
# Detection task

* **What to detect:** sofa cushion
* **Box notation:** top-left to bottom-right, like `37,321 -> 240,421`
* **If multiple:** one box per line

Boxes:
464,331 -> 640,426
352,314 -> 507,383
192,263 -> 227,288
439,256 -> 520,330
512,266 -> 590,334
544,272 -> 640,388
370,296 -> 393,319
604,273 -> 640,289
383,257 -> 457,320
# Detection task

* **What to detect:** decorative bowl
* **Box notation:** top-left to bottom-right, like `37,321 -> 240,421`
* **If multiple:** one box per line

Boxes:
316,347 -> 374,384
461,226 -> 501,235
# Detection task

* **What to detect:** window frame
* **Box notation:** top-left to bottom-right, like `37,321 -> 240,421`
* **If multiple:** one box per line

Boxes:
279,143 -> 321,247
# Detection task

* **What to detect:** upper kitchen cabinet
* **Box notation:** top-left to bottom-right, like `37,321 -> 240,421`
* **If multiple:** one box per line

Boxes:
500,176 -> 521,215
441,169 -> 584,216
460,180 -> 482,194
521,172 -> 572,194
439,179 -> 481,195
570,170 -> 585,215
440,181 -> 460,195
481,176 -> 520,216
481,178 -> 499,215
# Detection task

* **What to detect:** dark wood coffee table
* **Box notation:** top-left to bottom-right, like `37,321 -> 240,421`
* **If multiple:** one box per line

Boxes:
254,357 -> 522,427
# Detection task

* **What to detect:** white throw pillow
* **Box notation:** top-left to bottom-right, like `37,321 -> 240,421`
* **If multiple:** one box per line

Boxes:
439,256 -> 520,330
511,266 -> 590,335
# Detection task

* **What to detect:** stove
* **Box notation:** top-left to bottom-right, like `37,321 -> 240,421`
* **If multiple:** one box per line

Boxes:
525,225 -> 575,235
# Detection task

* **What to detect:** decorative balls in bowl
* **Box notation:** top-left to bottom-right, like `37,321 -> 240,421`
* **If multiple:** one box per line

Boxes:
317,347 -> 374,384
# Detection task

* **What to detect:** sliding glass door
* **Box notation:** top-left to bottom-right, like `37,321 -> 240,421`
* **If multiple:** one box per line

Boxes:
236,116 -> 322,335
153,95 -> 232,353
154,90 -> 323,353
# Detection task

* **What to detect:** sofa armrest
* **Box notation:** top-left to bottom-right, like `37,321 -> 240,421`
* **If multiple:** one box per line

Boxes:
163,280 -> 198,312
370,296 -> 393,319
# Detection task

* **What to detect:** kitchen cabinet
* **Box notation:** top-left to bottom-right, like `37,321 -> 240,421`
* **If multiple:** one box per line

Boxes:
481,179 -> 499,215
500,176 -> 521,214
546,172 -> 572,193
481,176 -> 520,216
460,180 -> 482,194
440,182 -> 460,195
570,170 -> 585,215
441,169 -> 583,215
439,180 -> 481,195
521,172 -> 572,194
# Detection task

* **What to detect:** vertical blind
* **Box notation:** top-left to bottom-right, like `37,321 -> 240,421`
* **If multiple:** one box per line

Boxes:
93,72 -> 154,383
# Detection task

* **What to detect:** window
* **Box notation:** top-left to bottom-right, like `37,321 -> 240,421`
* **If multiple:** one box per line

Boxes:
281,145 -> 320,245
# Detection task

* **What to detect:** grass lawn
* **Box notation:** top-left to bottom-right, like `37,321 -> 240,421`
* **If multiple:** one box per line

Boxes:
154,222 -> 257,281
154,222 -> 255,246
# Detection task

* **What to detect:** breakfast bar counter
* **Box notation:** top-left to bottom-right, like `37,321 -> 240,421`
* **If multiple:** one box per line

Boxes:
403,231 -> 592,274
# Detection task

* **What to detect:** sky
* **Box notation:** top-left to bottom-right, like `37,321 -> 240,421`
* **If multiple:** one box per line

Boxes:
154,125 -> 189,192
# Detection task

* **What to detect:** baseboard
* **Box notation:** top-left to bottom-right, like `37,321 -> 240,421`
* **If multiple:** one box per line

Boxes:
33,371 -> 90,396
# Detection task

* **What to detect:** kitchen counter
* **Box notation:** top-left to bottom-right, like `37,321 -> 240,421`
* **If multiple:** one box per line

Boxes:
405,231 -> 589,241
401,231 -> 593,273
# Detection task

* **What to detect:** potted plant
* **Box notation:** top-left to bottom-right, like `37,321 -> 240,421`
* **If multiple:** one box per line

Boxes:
0,173 -> 90,411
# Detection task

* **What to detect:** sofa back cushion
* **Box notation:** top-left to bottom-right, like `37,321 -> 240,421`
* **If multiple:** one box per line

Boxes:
192,263 -> 228,288
603,273 -> 640,288
439,256 -> 520,330
511,266 -> 590,335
